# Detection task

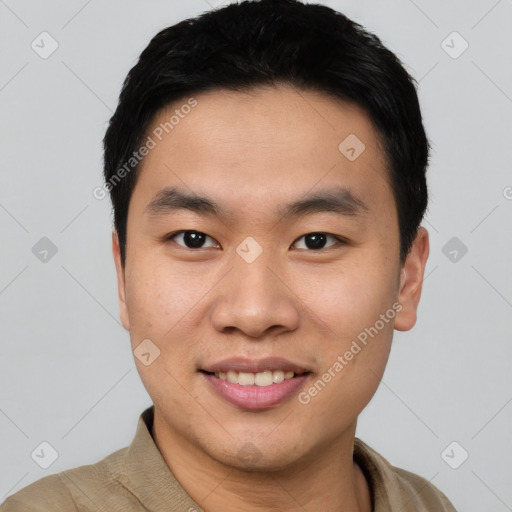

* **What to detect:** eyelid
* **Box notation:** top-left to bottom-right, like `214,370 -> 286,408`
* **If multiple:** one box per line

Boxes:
291,232 -> 347,250
164,230 -> 220,249
164,230 -> 348,251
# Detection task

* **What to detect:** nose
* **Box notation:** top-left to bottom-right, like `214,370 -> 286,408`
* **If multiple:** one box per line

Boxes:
210,248 -> 300,339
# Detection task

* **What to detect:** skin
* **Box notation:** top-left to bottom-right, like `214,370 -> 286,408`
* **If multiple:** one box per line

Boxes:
112,83 -> 429,512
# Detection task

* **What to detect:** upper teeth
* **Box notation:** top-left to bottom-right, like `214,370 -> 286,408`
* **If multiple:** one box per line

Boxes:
215,370 -> 295,386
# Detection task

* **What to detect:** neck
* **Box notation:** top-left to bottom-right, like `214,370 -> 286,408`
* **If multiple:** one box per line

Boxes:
151,411 -> 371,512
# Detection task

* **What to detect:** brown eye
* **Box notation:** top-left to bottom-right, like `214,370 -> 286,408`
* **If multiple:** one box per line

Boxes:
292,232 -> 343,250
167,231 -> 220,249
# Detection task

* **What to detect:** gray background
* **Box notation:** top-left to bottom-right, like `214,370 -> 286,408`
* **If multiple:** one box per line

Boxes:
1,0 -> 511,510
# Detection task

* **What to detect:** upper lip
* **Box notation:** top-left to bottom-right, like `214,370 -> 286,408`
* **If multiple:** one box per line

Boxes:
201,357 -> 310,374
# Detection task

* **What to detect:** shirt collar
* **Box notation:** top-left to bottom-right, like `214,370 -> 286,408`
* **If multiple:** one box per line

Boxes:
124,405 -> 204,511
124,406 -> 400,511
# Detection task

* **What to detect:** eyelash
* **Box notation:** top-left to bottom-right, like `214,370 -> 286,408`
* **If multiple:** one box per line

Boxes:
164,230 -> 347,251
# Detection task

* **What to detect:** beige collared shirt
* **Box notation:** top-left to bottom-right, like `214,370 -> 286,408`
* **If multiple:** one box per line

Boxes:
1,406 -> 457,511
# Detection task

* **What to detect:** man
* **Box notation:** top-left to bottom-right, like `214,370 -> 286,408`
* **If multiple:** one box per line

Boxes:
1,0 -> 457,510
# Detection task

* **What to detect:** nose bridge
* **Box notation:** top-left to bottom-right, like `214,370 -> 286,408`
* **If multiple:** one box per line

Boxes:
234,246 -> 276,301
232,241 -> 280,313
210,239 -> 299,338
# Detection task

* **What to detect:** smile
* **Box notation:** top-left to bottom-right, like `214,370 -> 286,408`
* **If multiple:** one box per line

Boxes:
200,365 -> 311,410
212,369 -> 296,386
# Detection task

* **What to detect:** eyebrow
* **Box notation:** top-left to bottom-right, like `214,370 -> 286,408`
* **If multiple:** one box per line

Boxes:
145,185 -> 368,221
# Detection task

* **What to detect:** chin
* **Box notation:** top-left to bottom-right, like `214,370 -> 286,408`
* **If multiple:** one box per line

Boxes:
204,434 -> 310,474
220,448 -> 301,473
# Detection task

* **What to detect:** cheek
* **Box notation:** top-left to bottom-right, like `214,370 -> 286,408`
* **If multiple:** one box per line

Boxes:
303,260 -> 398,336
124,256 -> 201,340
315,260 -> 397,386
297,269 -> 396,429
298,255 -> 398,393
123,257 -> 207,395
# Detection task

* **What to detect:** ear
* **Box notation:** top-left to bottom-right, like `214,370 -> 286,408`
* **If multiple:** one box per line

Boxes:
112,230 -> 130,330
394,227 -> 430,331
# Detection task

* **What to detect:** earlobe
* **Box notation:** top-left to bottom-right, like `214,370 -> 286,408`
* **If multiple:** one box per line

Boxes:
112,230 -> 130,330
394,227 -> 430,332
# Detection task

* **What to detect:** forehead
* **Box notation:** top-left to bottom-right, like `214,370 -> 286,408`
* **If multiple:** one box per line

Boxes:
134,84 -> 392,219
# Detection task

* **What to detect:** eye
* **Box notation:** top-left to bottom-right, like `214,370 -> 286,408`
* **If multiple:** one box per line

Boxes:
166,230 -> 220,249
165,231 -> 344,251
292,232 -> 344,251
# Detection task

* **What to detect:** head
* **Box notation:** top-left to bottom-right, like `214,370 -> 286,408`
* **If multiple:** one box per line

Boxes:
104,0 -> 430,471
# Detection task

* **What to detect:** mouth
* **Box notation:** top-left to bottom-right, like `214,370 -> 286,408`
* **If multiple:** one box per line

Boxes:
199,358 -> 312,410
200,369 -> 306,386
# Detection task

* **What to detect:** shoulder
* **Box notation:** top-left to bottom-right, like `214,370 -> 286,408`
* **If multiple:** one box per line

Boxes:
390,465 -> 457,511
0,473 -> 78,511
0,446 -> 130,512
354,438 -> 457,512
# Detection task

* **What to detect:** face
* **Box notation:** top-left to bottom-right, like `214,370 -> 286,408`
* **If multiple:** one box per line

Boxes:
113,84 -> 429,471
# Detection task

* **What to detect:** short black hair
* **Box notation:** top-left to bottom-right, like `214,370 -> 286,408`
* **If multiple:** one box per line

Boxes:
103,0 -> 429,266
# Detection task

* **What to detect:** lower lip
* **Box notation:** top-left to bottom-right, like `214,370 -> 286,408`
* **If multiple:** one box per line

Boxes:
202,372 -> 310,410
